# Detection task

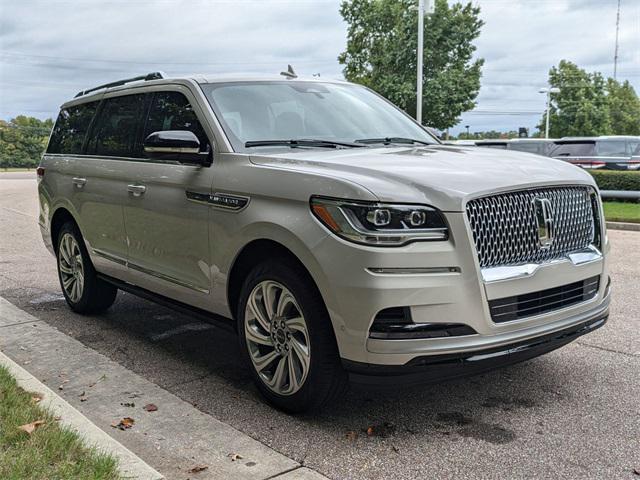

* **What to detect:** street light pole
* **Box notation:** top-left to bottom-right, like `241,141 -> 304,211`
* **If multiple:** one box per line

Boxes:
539,87 -> 560,139
416,0 -> 424,125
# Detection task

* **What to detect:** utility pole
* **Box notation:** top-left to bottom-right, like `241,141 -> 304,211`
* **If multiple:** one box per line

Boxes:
415,0 -> 434,125
614,0 -> 621,80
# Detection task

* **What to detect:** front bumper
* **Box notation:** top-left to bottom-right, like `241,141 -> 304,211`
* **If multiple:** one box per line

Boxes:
343,309 -> 608,386
310,212 -> 609,366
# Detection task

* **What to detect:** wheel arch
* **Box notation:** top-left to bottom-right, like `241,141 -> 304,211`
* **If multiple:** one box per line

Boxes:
227,239 -> 322,319
50,206 -> 80,251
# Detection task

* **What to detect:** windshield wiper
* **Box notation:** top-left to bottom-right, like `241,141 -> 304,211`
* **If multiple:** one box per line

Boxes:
355,137 -> 433,146
245,139 -> 365,149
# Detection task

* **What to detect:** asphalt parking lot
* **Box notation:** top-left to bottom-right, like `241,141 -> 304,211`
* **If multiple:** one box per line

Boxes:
1,172 -> 638,479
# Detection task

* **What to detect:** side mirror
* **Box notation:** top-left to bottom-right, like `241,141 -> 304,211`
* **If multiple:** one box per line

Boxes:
143,130 -> 211,166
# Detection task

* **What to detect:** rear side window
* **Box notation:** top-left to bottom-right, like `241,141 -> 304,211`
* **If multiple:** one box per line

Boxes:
89,94 -> 146,158
596,141 -> 627,157
550,142 -> 595,157
509,143 -> 544,155
47,102 -> 98,154
143,92 -> 209,155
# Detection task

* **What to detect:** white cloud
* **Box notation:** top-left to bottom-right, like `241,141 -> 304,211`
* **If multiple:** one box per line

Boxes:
0,0 -> 637,135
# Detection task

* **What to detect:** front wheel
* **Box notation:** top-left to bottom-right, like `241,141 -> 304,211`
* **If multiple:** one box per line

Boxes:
237,259 -> 347,413
56,222 -> 117,314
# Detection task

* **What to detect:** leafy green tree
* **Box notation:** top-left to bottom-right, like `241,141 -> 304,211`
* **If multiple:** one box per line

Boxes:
338,0 -> 484,130
0,116 -> 53,169
606,78 -> 640,135
538,60 -> 611,137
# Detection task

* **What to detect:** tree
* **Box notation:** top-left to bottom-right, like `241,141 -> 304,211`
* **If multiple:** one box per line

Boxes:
606,78 -> 640,135
538,60 -> 611,138
0,116 -> 53,169
338,0 -> 484,130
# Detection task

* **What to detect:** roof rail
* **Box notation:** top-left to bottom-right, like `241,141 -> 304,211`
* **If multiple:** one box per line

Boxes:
74,72 -> 165,98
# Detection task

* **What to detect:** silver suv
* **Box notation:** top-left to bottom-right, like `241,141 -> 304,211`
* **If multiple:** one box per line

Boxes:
38,73 -> 611,412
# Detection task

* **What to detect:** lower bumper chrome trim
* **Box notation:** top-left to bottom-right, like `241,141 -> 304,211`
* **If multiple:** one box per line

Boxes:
481,246 -> 602,283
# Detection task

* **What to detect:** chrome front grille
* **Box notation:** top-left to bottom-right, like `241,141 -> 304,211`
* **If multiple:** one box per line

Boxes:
466,186 -> 596,268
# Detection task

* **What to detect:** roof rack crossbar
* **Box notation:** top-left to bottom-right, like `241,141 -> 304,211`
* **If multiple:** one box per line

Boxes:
74,72 -> 165,98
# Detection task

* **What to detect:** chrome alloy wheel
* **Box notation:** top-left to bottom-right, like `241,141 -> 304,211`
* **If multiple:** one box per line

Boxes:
58,233 -> 84,303
244,280 -> 311,395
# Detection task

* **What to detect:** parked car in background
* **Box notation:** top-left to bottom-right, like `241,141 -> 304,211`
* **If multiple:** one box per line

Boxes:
550,136 -> 640,170
474,139 -> 508,150
507,138 -> 556,156
443,139 -> 476,146
474,139 -> 556,157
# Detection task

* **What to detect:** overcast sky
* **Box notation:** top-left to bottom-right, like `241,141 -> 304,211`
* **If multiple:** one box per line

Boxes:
0,0 -> 638,135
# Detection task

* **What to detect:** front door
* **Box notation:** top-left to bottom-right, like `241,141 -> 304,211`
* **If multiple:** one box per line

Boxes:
122,88 -> 214,309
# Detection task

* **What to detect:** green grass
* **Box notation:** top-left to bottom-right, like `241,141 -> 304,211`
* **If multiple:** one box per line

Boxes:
0,167 -> 34,172
603,201 -> 640,224
0,365 -> 121,480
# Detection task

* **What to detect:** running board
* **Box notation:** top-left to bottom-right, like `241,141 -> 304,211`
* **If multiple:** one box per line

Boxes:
97,274 -> 236,334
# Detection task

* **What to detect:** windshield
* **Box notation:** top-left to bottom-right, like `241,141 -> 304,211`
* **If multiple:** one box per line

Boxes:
201,81 -> 438,151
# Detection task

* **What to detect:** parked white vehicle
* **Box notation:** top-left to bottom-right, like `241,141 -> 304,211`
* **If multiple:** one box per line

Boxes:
37,73 -> 611,412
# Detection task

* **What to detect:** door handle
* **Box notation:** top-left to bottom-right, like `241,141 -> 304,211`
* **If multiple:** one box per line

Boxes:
127,184 -> 146,197
72,177 -> 87,188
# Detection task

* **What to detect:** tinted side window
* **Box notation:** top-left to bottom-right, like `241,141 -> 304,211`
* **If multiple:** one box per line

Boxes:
47,102 -> 98,154
90,94 -> 146,158
596,140 -> 627,156
144,92 -> 209,155
509,143 -> 543,154
550,142 -> 596,157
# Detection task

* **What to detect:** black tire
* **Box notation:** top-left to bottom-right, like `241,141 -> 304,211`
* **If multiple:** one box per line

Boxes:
56,221 -> 117,314
237,258 -> 348,413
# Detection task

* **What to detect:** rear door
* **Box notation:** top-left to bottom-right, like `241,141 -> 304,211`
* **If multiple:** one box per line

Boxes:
550,142 -> 598,168
596,140 -> 631,170
80,92 -> 149,277
122,87 -> 214,309
46,99 -> 131,278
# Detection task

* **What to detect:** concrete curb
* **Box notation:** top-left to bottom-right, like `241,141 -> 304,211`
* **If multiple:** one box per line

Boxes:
0,350 -> 164,480
0,296 -> 328,480
606,221 -> 640,232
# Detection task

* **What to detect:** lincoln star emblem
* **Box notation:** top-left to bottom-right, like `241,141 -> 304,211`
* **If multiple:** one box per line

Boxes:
533,197 -> 555,248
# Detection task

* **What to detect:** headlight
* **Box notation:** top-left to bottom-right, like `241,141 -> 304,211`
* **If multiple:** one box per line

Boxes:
310,196 -> 448,246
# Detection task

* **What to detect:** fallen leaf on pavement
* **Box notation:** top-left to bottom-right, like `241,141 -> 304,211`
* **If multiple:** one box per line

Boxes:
189,465 -> 208,473
228,453 -> 243,461
111,417 -> 135,430
88,374 -> 107,388
365,422 -> 396,438
345,430 -> 358,441
143,403 -> 158,412
31,393 -> 43,403
18,420 -> 45,434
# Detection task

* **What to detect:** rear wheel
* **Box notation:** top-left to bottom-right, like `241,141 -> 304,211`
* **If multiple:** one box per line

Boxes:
237,259 -> 347,413
56,222 -> 117,314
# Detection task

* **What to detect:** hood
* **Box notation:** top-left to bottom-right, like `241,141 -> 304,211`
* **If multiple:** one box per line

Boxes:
249,145 -> 596,212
